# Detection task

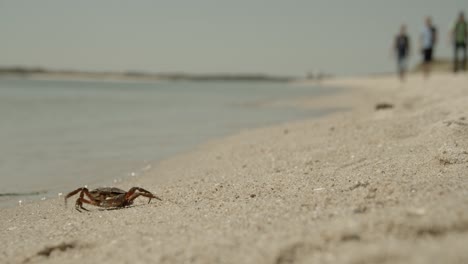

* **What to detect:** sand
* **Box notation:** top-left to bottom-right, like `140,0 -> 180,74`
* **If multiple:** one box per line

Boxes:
1,73 -> 468,264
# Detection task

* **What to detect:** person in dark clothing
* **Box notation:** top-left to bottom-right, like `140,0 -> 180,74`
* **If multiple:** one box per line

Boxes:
394,24 -> 410,81
452,12 -> 467,72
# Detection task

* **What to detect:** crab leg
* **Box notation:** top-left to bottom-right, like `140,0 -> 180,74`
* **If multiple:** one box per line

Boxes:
74,198 -> 89,212
127,192 -> 161,204
64,188 -> 86,206
125,187 -> 162,203
65,187 -> 100,207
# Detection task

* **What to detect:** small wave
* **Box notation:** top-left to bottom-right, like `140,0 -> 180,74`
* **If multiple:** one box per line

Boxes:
0,190 -> 47,197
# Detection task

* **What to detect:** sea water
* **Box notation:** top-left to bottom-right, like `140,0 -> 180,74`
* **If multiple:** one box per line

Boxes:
0,78 -> 341,206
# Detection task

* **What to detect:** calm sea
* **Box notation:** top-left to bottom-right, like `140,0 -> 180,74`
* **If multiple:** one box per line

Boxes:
0,78 -> 341,206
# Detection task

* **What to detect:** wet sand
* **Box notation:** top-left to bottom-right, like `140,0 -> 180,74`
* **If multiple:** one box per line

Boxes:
1,73 -> 468,264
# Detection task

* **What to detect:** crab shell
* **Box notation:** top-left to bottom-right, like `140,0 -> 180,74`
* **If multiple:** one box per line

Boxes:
88,187 -> 134,207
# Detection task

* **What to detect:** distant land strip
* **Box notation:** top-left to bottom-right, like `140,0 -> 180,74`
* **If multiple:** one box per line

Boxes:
0,66 -> 295,82
0,190 -> 47,197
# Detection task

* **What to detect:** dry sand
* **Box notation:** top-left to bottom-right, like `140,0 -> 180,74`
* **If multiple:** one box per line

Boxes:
1,73 -> 468,264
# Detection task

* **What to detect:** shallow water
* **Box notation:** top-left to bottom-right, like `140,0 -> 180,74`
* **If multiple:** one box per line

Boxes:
0,78 -> 341,206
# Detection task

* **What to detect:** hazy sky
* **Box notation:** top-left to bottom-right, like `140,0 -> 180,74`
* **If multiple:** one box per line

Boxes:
0,0 -> 465,76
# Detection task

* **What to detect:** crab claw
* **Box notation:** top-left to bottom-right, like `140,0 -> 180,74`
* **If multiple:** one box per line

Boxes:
148,195 -> 162,204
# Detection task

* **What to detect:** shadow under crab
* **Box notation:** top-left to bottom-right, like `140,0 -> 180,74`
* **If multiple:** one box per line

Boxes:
64,187 -> 162,212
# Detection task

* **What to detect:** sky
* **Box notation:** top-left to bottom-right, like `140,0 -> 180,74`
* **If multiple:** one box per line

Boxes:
0,0 -> 466,76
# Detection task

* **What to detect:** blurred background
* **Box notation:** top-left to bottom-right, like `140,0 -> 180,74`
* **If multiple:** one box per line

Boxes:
0,0 -> 465,76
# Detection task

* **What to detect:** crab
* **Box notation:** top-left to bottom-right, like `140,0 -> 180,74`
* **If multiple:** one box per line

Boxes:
64,186 -> 162,212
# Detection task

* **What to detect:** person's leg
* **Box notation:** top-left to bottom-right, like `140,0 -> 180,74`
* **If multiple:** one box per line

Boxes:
423,49 -> 431,78
462,43 -> 467,71
454,44 -> 459,73
401,57 -> 408,81
427,49 -> 433,78
397,57 -> 404,81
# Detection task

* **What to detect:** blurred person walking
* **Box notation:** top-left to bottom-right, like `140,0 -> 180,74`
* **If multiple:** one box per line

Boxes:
420,17 -> 437,78
394,24 -> 411,81
451,12 -> 467,72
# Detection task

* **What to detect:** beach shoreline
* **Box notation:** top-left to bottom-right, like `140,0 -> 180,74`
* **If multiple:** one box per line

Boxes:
1,73 -> 468,264
0,79 -> 340,208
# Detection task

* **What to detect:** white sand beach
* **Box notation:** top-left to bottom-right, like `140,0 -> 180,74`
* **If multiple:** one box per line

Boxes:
1,73 -> 468,264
